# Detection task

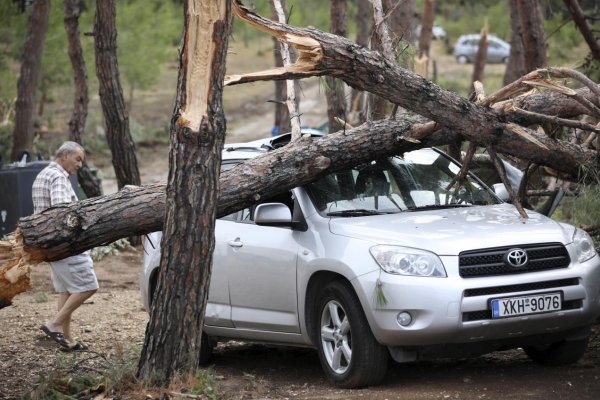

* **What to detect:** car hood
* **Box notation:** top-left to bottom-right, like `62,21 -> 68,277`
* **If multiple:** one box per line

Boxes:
327,204 -> 574,255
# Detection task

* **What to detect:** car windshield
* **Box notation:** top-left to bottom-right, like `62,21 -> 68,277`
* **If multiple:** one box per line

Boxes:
305,148 -> 500,216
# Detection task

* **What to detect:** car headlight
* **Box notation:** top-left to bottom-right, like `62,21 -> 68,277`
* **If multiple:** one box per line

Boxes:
573,229 -> 597,263
370,245 -> 447,277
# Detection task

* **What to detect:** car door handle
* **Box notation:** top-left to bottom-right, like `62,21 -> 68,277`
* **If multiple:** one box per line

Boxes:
227,238 -> 243,248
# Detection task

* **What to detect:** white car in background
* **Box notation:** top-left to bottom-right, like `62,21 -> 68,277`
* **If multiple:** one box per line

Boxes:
140,134 -> 600,388
454,34 -> 511,64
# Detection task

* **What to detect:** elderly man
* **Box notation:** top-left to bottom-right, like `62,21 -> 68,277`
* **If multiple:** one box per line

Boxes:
32,141 -> 98,351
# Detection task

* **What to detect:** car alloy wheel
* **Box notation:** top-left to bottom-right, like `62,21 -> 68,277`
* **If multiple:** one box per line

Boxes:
315,281 -> 388,388
320,299 -> 352,375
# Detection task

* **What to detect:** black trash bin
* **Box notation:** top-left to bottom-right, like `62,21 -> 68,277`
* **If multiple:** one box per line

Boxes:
0,161 -> 82,236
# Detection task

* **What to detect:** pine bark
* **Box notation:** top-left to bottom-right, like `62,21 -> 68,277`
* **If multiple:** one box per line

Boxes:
418,0 -> 435,58
94,0 -> 141,190
63,0 -> 103,198
136,0 -> 231,383
325,0 -> 347,132
11,0 -> 50,162
383,0 -> 416,44
516,0 -> 548,71
471,29 -> 488,90
270,1 -> 290,134
504,0 -> 527,85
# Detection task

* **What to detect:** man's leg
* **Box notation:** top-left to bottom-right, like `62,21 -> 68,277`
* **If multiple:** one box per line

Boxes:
46,290 -> 96,345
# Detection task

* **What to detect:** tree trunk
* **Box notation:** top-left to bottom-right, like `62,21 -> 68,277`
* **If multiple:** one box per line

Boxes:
11,0 -> 50,162
517,0 -> 548,71
418,0 -> 435,58
63,0 -> 103,198
136,0 -> 231,384
270,1 -> 290,135
471,27 -> 488,91
94,0 -> 141,191
383,0 -> 416,44
370,0 -> 393,120
350,0 -> 371,123
325,0 -> 347,133
563,0 -> 600,61
504,0 -> 527,85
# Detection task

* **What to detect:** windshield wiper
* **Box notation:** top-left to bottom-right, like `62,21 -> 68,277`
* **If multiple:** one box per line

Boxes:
405,204 -> 472,211
327,209 -> 387,217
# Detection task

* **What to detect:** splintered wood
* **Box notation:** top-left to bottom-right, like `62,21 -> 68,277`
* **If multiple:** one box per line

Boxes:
0,230 -> 31,309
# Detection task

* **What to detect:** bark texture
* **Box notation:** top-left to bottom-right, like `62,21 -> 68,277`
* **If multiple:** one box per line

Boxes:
94,0 -> 141,190
350,0 -> 371,122
517,0 -> 548,71
418,0 -> 434,58
270,1 -> 291,134
471,27 -> 488,91
325,0 -> 347,132
504,0 -> 527,85
63,0 -> 103,198
136,0 -> 231,383
383,0 -> 416,44
11,0 -> 50,162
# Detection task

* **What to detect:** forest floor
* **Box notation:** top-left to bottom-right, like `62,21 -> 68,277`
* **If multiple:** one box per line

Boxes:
1,249 -> 599,400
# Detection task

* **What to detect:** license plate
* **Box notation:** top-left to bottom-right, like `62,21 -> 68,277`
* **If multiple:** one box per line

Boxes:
491,292 -> 562,319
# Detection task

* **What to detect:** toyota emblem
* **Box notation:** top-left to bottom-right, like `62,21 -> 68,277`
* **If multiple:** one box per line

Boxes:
506,248 -> 528,267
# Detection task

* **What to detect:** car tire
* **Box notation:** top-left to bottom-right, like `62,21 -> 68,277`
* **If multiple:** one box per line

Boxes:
523,336 -> 589,366
456,55 -> 469,64
502,56 -> 509,64
315,280 -> 389,388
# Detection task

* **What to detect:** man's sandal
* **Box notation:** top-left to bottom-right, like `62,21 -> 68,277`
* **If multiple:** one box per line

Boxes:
39,325 -> 69,348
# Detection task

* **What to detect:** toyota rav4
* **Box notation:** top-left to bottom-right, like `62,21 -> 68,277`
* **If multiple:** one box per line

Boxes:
140,134 -> 600,388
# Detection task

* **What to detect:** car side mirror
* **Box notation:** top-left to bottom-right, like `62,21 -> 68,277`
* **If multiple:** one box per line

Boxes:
254,203 -> 292,227
492,183 -> 510,202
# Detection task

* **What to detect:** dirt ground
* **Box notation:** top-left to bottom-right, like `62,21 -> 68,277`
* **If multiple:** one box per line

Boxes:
1,249 -> 599,399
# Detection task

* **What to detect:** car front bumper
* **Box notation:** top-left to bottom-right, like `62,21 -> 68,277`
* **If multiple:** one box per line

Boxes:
353,255 -> 600,349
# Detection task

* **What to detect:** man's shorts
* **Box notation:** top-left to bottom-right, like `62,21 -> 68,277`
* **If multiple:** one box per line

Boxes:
49,251 -> 99,293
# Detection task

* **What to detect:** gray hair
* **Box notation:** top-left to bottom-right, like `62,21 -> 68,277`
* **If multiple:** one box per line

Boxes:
55,141 -> 84,159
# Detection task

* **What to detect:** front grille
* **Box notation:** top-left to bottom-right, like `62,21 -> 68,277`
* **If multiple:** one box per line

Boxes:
464,278 -> 579,297
459,243 -> 570,278
462,299 -> 583,322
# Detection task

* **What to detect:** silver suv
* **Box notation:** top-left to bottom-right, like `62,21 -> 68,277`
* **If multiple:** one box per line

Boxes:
453,34 -> 511,64
140,134 -> 600,388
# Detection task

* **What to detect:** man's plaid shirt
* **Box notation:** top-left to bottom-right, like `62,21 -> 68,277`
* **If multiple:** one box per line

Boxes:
32,162 -> 77,213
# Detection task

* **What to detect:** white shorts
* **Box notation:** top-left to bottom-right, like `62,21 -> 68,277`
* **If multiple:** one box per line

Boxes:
49,252 -> 99,293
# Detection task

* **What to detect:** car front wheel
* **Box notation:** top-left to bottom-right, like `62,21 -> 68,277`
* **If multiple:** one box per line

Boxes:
316,281 -> 388,388
524,335 -> 589,366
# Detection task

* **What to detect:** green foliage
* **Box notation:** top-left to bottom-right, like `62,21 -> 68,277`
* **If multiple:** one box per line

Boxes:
24,345 -> 141,399
545,13 -> 587,66
571,186 -> 600,230
91,238 -> 135,262
24,374 -> 102,400
115,0 -> 182,103
40,2 -> 73,95
189,369 -> 220,400
438,2 -> 510,43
